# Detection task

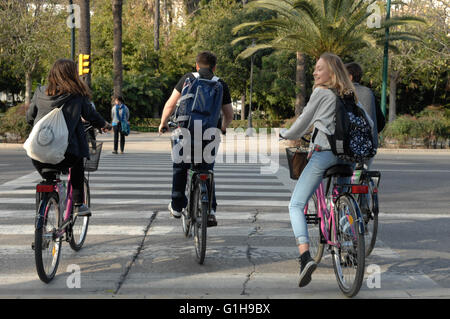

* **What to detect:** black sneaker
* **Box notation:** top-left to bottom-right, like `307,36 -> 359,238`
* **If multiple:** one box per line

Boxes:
207,210 -> 217,227
298,251 -> 317,288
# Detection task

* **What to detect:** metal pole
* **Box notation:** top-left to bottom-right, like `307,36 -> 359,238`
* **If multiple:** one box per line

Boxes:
380,0 -> 391,117
69,0 -> 75,61
248,53 -> 254,130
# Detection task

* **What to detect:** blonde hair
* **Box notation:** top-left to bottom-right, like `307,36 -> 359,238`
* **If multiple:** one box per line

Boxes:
314,52 -> 357,102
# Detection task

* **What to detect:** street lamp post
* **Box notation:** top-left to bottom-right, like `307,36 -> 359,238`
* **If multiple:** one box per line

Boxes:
380,0 -> 392,117
69,0 -> 75,61
248,53 -> 254,130
247,40 -> 255,135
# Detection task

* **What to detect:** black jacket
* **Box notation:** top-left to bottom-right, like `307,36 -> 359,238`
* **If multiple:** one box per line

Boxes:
26,86 -> 106,159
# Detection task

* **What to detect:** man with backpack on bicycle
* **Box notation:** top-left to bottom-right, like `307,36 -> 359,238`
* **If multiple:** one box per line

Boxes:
158,51 -> 234,227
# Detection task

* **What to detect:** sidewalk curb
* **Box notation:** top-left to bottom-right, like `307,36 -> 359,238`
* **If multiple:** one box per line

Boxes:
2,131 -> 450,155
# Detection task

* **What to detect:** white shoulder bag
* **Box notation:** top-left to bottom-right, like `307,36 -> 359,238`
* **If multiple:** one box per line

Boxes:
23,104 -> 69,164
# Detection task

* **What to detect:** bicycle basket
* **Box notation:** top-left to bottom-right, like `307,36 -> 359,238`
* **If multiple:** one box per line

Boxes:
85,142 -> 103,172
286,147 -> 309,180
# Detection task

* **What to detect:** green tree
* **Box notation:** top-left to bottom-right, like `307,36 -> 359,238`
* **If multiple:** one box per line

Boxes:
0,0 -> 69,104
232,0 -> 424,115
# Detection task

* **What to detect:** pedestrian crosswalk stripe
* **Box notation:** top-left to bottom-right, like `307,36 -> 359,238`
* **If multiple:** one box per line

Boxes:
0,197 -> 290,206
0,189 -> 290,198
0,183 -> 291,191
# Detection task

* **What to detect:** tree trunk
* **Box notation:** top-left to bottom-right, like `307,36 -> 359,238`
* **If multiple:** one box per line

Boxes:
154,0 -> 160,51
388,70 -> 399,123
113,0 -> 123,97
78,0 -> 91,87
25,72 -> 32,105
241,94 -> 246,120
294,52 -> 306,117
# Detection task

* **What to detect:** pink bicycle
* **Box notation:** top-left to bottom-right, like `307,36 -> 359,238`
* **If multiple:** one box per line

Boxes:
32,126 -> 102,283
304,164 -> 368,297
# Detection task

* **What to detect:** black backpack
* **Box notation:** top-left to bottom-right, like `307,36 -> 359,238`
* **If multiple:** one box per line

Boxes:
326,93 -> 377,163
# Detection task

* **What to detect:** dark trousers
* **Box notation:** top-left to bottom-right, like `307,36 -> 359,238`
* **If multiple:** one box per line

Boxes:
32,154 -> 85,204
113,123 -> 125,152
171,161 -> 217,212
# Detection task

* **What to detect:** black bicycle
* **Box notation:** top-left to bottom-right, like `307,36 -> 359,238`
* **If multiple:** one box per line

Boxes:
353,163 -> 381,257
182,163 -> 214,264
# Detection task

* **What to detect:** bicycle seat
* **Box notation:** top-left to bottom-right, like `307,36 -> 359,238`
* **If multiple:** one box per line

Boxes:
41,168 -> 69,180
323,164 -> 354,178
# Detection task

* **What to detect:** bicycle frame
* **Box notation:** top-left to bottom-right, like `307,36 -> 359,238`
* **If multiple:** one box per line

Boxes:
188,168 -> 214,215
307,178 -> 365,249
36,169 -> 74,240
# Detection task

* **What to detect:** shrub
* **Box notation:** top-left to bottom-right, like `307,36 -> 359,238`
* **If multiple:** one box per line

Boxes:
382,106 -> 450,148
383,115 -> 417,145
0,103 -> 31,143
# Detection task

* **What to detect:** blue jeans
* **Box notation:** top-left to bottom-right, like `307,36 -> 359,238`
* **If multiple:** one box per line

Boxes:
289,150 -> 343,245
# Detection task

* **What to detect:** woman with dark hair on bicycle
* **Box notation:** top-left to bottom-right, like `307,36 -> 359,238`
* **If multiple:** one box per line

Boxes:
26,58 -> 111,215
280,53 -> 369,288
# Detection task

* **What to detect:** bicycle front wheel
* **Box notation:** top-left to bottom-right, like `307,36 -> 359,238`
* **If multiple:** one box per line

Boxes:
192,183 -> 208,264
69,178 -> 90,251
35,193 -> 62,283
332,195 -> 365,297
305,193 -> 324,263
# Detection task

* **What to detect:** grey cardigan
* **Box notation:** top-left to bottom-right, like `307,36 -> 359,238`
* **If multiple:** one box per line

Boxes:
282,87 -> 337,150
281,87 -> 374,150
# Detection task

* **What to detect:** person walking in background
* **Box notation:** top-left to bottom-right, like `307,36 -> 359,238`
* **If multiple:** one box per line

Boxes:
111,96 -> 130,154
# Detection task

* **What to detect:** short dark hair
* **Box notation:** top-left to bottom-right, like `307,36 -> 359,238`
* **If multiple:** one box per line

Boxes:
113,95 -> 124,104
345,62 -> 363,83
196,51 -> 217,69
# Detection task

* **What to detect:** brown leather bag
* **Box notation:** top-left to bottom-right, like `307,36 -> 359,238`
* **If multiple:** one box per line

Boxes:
286,147 -> 309,180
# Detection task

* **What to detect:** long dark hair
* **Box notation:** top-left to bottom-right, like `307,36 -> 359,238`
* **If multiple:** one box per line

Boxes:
46,59 -> 92,99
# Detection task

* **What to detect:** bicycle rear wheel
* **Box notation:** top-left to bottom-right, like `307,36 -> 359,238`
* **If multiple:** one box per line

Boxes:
192,183 -> 208,264
305,193 -> 324,263
35,193 -> 62,283
360,179 -> 379,257
332,195 -> 365,297
69,178 -> 90,251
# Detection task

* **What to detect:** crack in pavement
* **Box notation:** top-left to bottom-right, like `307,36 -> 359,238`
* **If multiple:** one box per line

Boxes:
241,209 -> 260,296
114,211 -> 158,295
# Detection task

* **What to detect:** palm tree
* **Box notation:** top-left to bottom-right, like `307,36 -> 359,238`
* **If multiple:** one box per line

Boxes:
113,0 -> 123,97
154,0 -> 160,51
232,0 -> 424,114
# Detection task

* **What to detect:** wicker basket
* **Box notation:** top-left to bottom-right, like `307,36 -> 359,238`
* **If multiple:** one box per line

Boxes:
85,142 -> 103,172
286,147 -> 309,180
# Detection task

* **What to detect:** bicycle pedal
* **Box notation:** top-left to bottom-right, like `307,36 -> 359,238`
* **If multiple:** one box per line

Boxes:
31,242 -> 35,250
75,211 -> 92,217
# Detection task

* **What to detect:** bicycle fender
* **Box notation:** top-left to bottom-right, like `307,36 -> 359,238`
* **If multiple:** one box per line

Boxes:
340,193 -> 365,235
372,193 -> 379,215
199,181 -> 209,204
35,195 -> 49,230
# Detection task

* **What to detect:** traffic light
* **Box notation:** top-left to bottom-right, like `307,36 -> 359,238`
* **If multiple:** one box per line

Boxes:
78,54 -> 90,75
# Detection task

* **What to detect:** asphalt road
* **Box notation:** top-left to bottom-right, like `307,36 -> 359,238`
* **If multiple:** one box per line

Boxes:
0,146 -> 449,298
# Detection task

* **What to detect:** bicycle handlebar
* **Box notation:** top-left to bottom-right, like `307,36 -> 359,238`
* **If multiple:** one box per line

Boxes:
162,121 -> 226,135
